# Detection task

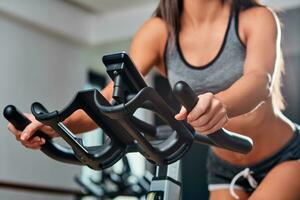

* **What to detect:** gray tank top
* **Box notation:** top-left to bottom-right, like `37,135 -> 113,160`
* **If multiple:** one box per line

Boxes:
165,10 -> 245,95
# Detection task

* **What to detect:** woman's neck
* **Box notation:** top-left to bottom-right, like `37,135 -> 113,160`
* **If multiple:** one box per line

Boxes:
182,0 -> 227,29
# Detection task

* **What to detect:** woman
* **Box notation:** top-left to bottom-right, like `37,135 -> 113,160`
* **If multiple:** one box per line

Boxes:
7,0 -> 300,199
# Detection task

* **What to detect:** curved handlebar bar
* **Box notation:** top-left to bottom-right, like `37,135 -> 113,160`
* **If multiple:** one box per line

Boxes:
30,92 -> 128,170
3,105 -> 81,165
173,81 -> 253,154
3,52 -> 252,171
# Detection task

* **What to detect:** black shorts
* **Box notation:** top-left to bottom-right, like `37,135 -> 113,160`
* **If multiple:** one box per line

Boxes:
206,124 -> 300,195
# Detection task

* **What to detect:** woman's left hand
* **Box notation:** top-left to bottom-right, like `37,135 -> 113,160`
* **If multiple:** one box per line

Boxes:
175,92 -> 229,135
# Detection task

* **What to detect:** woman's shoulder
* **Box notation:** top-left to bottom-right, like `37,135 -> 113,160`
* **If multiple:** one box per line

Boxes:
238,6 -> 279,44
131,17 -> 169,65
129,17 -> 169,76
135,17 -> 168,42
241,6 -> 277,23
143,17 -> 168,29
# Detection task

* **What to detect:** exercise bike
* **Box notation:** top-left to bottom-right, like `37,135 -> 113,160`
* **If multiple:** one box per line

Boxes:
4,52 -> 253,200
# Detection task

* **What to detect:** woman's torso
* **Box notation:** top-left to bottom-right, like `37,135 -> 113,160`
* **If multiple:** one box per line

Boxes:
159,5 -> 294,166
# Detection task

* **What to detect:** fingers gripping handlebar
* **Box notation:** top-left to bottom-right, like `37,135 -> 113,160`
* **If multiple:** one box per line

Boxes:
3,105 -> 81,165
173,81 -> 253,154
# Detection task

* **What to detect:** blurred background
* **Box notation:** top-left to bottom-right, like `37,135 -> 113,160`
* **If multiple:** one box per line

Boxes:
0,0 -> 299,199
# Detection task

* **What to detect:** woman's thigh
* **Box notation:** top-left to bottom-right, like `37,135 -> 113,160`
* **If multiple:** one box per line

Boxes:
249,160 -> 300,200
210,189 -> 249,200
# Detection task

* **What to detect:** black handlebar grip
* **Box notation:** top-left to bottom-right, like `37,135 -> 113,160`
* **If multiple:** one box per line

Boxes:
3,105 -> 49,139
173,81 -> 253,154
3,105 -> 81,164
172,81 -> 199,113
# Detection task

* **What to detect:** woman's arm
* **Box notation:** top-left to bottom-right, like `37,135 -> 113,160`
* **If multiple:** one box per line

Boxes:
216,7 -> 280,118
176,7 -> 280,134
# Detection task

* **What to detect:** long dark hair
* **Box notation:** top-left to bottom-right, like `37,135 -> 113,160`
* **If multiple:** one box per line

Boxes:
154,0 -> 285,111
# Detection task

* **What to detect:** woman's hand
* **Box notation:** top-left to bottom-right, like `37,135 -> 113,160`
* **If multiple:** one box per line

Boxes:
175,92 -> 228,135
7,113 -> 58,150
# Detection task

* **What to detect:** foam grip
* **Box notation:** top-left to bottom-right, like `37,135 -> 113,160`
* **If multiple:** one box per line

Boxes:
173,81 -> 198,113
3,105 -> 81,164
4,105 -> 31,129
3,105 -> 48,139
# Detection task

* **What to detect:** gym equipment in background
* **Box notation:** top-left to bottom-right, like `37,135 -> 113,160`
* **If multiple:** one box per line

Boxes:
75,156 -> 152,199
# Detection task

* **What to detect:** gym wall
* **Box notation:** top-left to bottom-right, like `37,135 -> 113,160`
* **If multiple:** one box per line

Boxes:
280,7 -> 300,123
0,11 -> 151,200
0,10 -> 87,200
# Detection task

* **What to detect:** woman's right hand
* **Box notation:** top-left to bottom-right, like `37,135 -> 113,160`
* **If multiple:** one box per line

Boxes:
7,113 -> 58,150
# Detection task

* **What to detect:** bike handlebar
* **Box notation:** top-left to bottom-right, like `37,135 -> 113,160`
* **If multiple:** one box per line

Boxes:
3,105 -> 81,164
173,81 -> 253,154
3,52 -> 252,171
